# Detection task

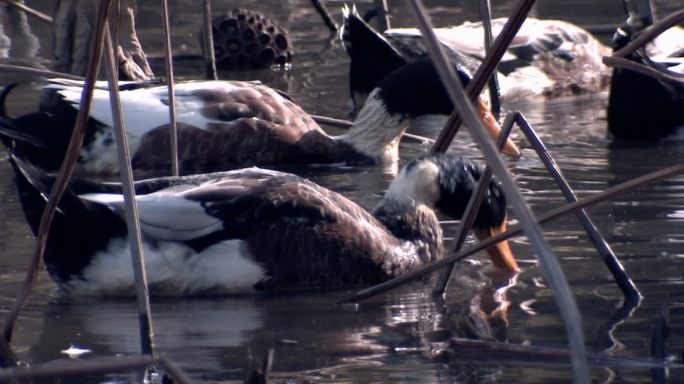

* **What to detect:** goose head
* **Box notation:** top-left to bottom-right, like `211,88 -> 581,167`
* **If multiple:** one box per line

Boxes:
380,154 -> 519,272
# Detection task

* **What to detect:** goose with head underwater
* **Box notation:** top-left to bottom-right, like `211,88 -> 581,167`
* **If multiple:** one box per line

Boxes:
0,59 -> 520,176
10,151 -> 519,296
606,4 -> 684,141
341,5 -> 612,114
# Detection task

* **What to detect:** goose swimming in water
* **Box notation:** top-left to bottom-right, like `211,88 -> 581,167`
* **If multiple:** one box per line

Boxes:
0,61 -> 520,176
341,6 -> 611,113
607,14 -> 684,140
10,151 -> 518,296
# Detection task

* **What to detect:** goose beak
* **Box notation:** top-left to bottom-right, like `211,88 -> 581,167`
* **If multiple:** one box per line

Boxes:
473,215 -> 519,272
476,97 -> 522,158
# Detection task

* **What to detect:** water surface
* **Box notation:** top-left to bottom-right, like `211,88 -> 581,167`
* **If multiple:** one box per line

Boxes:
0,0 -> 683,383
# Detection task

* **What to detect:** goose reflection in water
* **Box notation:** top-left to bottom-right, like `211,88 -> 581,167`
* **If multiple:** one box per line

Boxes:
27,272 -> 515,382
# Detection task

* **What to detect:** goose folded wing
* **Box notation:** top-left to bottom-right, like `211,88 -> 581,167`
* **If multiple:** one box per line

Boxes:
56,87 -> 181,140
82,170 -> 350,243
180,176 -> 345,237
80,187 -> 223,241
0,116 -> 52,148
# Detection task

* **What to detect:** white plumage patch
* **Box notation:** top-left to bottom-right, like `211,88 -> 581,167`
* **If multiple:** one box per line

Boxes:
58,88 -> 173,139
384,158 -> 440,206
50,80 -> 283,173
81,186 -> 224,241
67,238 -> 267,296
54,81 -> 248,139
498,66 -> 554,103
338,91 -> 407,162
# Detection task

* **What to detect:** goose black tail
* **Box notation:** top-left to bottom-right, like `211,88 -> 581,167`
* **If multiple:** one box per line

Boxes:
0,83 -> 18,119
8,148 -> 127,284
0,83 -> 51,150
0,84 -> 37,149
8,148 -> 79,235
0,86 -> 83,171
340,5 -> 407,113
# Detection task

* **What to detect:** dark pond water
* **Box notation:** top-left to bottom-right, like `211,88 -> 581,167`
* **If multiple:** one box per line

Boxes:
0,0 -> 683,383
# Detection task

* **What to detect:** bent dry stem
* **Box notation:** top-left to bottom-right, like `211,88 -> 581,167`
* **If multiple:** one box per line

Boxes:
603,8 -> 684,85
405,0 -> 590,381
430,0 -> 537,153
2,0 -> 113,349
160,0 -> 180,176
511,112 -> 641,301
103,22 -> 156,357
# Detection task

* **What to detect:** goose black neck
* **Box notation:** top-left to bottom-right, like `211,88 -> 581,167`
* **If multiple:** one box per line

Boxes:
374,57 -> 474,121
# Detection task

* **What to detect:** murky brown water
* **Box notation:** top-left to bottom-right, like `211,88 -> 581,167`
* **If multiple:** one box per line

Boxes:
0,0 -> 683,383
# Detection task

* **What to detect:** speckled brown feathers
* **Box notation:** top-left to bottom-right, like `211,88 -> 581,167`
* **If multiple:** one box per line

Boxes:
0,80 -> 376,176
131,120 -> 359,173
129,82 -> 364,172
182,173 -> 441,290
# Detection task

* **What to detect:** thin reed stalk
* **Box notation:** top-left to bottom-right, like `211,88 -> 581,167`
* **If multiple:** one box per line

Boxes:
311,0 -> 339,33
0,355 -> 192,383
603,56 -> 684,84
202,0 -> 218,80
311,115 -> 434,144
408,0 -> 592,380
2,0 -> 113,349
432,112 -> 513,295
612,8 -> 684,59
603,8 -> 684,85
160,0 -> 179,176
0,64 -> 82,80
1,0 -> 53,23
0,335 -> 18,367
430,0 -> 536,153
479,0 -> 501,118
102,20 -> 156,356
513,112 -> 641,302
372,0 -> 391,31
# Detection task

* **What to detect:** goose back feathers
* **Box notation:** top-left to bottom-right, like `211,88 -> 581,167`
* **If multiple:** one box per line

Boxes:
0,57 -> 521,175
0,80 -> 363,174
